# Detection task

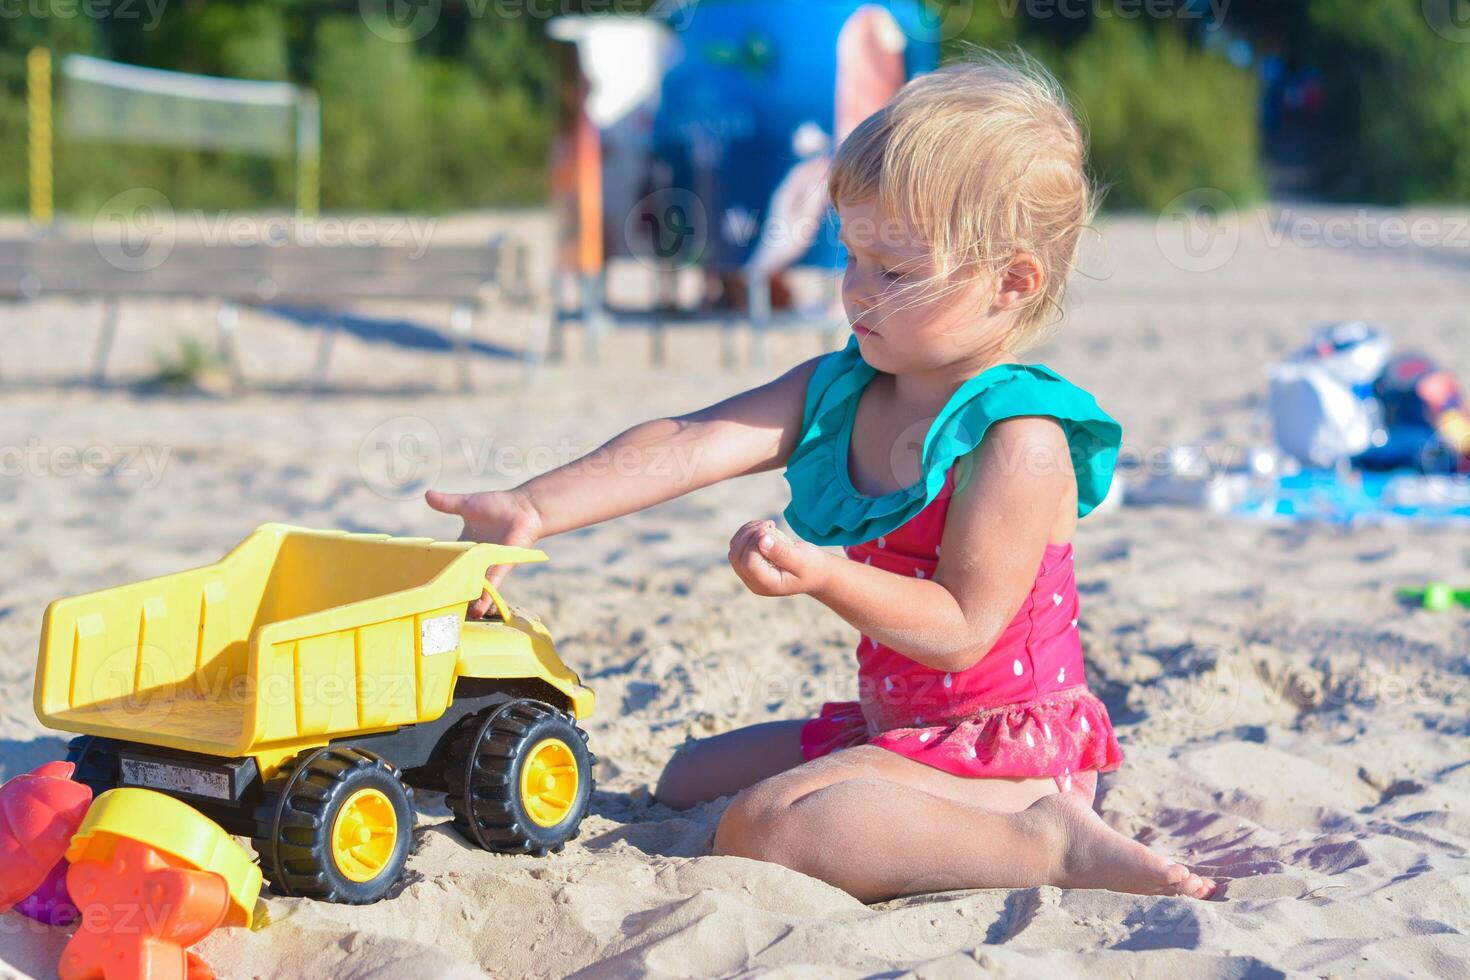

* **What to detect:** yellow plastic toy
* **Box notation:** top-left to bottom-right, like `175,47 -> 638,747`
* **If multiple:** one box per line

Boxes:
62,789 -> 260,980
36,524 -> 597,904
67,788 -> 262,927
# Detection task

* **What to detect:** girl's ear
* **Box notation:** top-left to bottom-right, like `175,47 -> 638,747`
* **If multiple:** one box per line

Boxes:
995,252 -> 1045,311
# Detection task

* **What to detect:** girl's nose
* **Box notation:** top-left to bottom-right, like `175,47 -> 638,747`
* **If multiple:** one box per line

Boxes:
843,269 -> 877,313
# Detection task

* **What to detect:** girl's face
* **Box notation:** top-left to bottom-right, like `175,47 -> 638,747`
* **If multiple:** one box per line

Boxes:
837,199 -> 1014,375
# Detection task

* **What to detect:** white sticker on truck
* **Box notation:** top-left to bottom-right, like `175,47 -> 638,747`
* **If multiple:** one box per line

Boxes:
421,613 -> 461,656
120,758 -> 231,800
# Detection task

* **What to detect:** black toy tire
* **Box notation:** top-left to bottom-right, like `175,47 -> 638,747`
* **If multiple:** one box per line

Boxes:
250,746 -> 415,904
64,735 -> 120,796
444,699 -> 594,857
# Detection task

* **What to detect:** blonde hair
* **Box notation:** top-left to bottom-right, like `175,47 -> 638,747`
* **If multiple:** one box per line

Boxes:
829,49 -> 1094,351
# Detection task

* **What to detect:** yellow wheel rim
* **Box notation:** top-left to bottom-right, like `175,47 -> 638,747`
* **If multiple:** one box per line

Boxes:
330,787 -> 399,883
519,737 -> 580,828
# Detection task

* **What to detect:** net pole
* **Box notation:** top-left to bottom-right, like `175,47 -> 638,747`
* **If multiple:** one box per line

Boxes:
297,90 -> 321,218
27,47 -> 54,228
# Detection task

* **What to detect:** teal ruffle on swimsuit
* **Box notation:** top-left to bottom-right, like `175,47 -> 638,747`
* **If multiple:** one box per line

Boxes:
782,336 -> 1123,547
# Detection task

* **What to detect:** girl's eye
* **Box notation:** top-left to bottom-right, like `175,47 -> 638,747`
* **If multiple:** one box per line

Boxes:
881,266 -> 904,282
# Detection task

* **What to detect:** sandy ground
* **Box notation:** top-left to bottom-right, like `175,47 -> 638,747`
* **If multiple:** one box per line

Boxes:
2,209 -> 1470,978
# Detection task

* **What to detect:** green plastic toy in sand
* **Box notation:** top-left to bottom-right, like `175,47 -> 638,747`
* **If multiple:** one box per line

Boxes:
1399,583 -> 1470,611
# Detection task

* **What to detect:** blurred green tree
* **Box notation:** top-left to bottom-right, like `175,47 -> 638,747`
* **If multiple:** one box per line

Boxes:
1308,0 -> 1470,202
313,18 -> 433,212
1060,19 -> 1263,210
941,1 -> 1262,211
1,0 -> 1466,215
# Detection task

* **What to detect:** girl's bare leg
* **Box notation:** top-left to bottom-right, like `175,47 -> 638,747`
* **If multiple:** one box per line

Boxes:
713,745 -> 1215,903
655,720 -> 808,810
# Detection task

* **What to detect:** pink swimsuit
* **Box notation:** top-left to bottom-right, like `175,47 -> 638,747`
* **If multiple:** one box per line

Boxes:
798,470 -> 1124,799
782,338 -> 1126,800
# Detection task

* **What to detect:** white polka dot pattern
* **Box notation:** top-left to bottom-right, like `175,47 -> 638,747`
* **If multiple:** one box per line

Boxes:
822,497 -> 1109,783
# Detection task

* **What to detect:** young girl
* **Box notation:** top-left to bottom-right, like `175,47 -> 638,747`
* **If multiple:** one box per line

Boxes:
427,55 -> 1215,903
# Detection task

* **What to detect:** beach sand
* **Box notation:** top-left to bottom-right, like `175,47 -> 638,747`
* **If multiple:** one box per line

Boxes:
2,209 -> 1469,977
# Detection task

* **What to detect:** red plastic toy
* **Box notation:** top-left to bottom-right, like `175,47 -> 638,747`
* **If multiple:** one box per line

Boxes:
60,836 -> 230,980
54,787 -> 262,980
0,760 -> 92,922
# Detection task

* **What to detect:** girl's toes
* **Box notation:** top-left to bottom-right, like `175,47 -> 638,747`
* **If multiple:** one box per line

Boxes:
1163,864 -> 1216,900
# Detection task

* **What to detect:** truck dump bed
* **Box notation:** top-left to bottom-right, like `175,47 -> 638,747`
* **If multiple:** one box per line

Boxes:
36,523 -> 544,757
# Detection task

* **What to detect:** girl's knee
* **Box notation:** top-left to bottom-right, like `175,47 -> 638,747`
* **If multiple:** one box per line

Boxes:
653,748 -> 703,811
714,773 -> 865,863
713,781 -> 794,861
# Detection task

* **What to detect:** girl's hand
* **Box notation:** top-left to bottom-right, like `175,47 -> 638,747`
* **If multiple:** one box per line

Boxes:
426,488 -> 543,616
728,519 -> 833,597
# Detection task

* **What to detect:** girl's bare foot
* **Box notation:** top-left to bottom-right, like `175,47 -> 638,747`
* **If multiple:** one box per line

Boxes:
1033,793 -> 1216,899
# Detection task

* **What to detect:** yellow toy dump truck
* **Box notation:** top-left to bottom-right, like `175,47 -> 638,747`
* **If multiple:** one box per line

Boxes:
35,523 -> 596,905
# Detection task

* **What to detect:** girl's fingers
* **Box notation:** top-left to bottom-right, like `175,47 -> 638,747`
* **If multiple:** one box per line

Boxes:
729,520 -> 800,595
738,527 -> 775,571
426,489 -> 465,515
728,534 -> 759,578
473,565 -> 514,617
755,528 -> 791,568
727,523 -> 762,564
730,520 -> 777,561
731,560 -> 767,595
733,520 -> 764,550
736,540 -> 786,593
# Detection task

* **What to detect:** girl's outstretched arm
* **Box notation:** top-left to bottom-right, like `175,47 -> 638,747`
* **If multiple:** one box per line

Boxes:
429,357 -> 819,611
729,416 -> 1075,672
